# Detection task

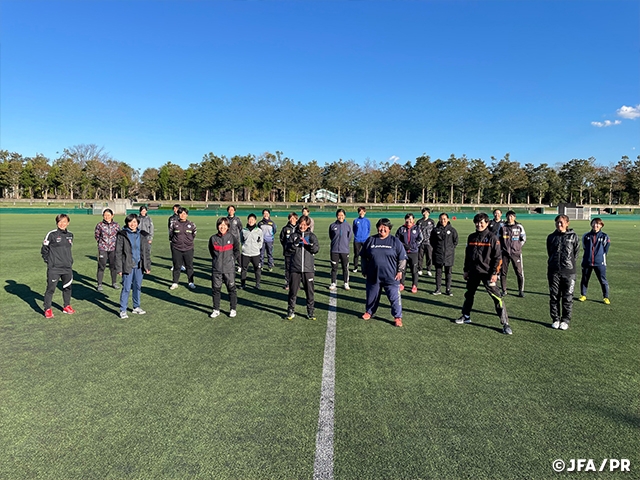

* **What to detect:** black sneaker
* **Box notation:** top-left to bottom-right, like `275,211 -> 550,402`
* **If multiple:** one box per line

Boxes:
432,290 -> 442,296
500,290 -> 507,297
255,284 -> 261,290
518,291 -> 525,298
502,324 -> 513,335
455,315 -> 470,324
445,290 -> 453,296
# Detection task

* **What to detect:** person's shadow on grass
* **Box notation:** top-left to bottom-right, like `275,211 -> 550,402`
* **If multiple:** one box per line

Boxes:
4,280 -> 44,314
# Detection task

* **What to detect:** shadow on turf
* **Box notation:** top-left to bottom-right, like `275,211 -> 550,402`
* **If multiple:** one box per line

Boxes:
4,280 -> 45,314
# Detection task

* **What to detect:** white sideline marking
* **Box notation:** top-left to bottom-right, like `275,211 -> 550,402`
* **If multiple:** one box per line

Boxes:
313,291 -> 337,480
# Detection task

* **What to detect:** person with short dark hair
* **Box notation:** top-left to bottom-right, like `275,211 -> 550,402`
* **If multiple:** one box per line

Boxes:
169,207 -> 197,290
395,213 -> 423,293
208,217 -> 240,318
94,208 -> 120,291
280,212 -> 299,290
240,213 -> 263,290
138,205 -> 154,247
360,218 -> 407,327
227,205 -> 244,271
579,217 -> 611,304
168,204 -> 183,272
430,213 -> 458,296
285,215 -> 320,320
115,214 -> 151,318
456,213 -> 512,335
301,206 -> 315,232
488,208 -> 504,236
352,206 -> 370,273
547,215 -> 580,330
499,210 -> 527,297
416,207 -> 436,276
258,209 -> 277,271
41,214 -> 75,318
329,208 -> 352,291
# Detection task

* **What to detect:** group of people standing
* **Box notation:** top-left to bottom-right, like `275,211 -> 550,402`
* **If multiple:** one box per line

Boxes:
41,205 -> 611,334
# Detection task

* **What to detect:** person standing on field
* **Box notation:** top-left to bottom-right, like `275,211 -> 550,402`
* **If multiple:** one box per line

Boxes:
280,212 -> 299,290
95,208 -> 120,291
578,217 -> 611,304
227,205 -> 244,272
168,204 -> 184,272
240,213 -> 263,290
329,208 -> 352,291
416,207 -> 435,276
395,213 -> 423,293
430,213 -> 458,296
138,205 -> 154,250
301,206 -> 315,232
547,214 -> 580,330
456,213 -> 512,335
499,210 -> 527,298
42,214 -> 75,318
258,209 -> 277,271
208,217 -> 240,318
285,215 -> 320,321
115,213 -> 151,319
488,208 -> 504,236
359,218 -> 407,327
169,207 -> 197,290
352,206 -> 370,273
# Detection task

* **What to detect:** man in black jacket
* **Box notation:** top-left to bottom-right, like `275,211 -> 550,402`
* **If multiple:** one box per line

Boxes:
547,215 -> 580,330
455,213 -> 512,335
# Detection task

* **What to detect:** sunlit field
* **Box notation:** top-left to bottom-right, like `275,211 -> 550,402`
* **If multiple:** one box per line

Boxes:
1,211 -> 638,479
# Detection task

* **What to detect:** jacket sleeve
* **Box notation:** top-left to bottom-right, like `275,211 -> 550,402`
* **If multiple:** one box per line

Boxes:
416,228 -> 424,245
463,236 -> 471,273
491,238 -> 503,275
603,233 -> 610,255
94,223 -> 101,243
192,222 -> 197,238
114,234 -> 124,273
347,223 -> 352,241
169,219 -> 175,242
208,236 -> 215,258
279,226 -> 287,246
452,228 -> 459,248
233,235 -> 240,258
148,217 -> 155,240
41,232 -> 51,263
520,224 -> 526,244
572,233 -> 580,263
142,235 -> 151,271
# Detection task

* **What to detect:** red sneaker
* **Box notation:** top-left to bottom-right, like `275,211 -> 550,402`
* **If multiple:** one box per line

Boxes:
62,305 -> 76,315
44,308 -> 54,319
394,317 -> 403,327
399,284 -> 405,292
411,285 -> 418,294
362,312 -> 371,320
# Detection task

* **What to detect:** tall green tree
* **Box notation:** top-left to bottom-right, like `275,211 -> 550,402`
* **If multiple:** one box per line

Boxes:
140,168 -> 160,201
559,157 -> 596,204
467,158 -> 492,204
413,154 -> 439,204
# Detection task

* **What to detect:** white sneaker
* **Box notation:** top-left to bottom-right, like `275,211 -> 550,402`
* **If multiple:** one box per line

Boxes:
188,282 -> 196,290
344,283 -> 350,290
120,310 -> 129,319
170,283 -> 179,290
352,267 -> 358,273
551,321 -> 560,329
426,271 -> 433,277
237,266 -> 242,273
329,283 -> 337,291
180,265 -> 186,272
131,307 -> 146,315
229,309 -> 237,318
210,310 -> 220,318
559,321 -> 569,330
418,270 -> 423,276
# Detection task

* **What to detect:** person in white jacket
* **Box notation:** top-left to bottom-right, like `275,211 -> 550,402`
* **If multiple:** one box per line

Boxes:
240,213 -> 263,289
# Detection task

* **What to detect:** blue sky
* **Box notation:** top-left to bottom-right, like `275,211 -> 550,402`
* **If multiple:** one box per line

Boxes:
2,0 -> 638,172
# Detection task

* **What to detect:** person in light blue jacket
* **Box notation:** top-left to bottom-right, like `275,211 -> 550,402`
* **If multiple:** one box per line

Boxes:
329,209 -> 352,291
352,206 -> 371,273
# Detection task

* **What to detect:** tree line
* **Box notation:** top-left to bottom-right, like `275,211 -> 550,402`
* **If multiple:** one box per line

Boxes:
2,145 -> 639,206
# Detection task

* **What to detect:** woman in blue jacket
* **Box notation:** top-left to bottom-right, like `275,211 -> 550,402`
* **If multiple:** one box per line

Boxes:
578,217 -> 611,304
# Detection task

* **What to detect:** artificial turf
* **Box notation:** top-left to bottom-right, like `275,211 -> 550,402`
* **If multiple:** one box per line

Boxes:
0,212 -> 638,479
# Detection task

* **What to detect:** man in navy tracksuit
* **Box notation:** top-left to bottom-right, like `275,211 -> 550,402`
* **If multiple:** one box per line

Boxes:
579,217 -> 610,304
329,208 -> 352,291
499,210 -> 527,297
360,218 -> 407,327
395,213 -> 423,293
352,206 -> 370,273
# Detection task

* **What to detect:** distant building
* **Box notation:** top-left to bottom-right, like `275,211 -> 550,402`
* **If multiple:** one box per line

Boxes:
301,189 -> 341,203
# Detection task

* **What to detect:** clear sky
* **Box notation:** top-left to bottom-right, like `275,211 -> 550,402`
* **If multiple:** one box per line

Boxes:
1,0 -> 638,172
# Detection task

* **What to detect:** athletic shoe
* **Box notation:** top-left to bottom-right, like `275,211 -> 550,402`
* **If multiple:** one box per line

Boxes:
500,290 -> 507,297
120,310 -> 129,319
394,318 -> 403,327
210,310 -> 221,318
344,283 -> 350,291
283,285 -> 289,290
268,267 -> 273,272
446,290 -> 453,296
502,324 -> 513,335
238,285 -> 245,290
603,298 -> 610,305
188,282 -> 196,290
362,312 -> 371,321
112,283 -> 120,289
551,320 -> 560,329
518,291 -> 525,298
399,284 -> 405,292
255,284 -> 261,290
352,267 -> 358,273
455,315 -> 470,324
229,310 -> 237,318
418,270 -> 423,276
411,285 -> 418,294
329,283 -> 337,291
426,271 -> 432,277
44,308 -> 54,319
180,265 -> 186,272
97,284 -> 103,292
287,312 -> 295,321
559,322 -> 569,330
237,266 -> 241,273
169,283 -> 179,290
578,295 -> 587,302
308,315 -> 317,321
131,307 -> 146,315
432,290 -> 442,296
62,305 -> 76,315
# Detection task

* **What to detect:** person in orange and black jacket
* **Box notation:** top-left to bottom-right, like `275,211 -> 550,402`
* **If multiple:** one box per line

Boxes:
455,212 -> 512,335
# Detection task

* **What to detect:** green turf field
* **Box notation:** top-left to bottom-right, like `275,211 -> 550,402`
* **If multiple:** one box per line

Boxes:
1,212 -> 638,479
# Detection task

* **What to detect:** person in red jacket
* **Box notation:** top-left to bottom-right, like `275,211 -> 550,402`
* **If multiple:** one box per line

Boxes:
208,217 -> 240,318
